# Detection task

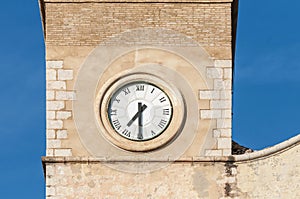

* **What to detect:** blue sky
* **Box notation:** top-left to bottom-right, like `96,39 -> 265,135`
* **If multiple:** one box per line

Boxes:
0,0 -> 299,198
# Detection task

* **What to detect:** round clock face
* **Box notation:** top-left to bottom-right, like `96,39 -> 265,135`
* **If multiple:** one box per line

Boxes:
107,81 -> 173,141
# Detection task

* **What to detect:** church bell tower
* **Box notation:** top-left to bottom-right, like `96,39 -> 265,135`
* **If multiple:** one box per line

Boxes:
40,0 -> 240,198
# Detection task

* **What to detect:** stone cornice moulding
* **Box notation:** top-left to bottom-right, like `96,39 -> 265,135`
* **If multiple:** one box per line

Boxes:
42,134 -> 300,164
40,0 -> 234,3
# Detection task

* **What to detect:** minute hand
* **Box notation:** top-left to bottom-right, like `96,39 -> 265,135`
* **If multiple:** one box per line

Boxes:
127,104 -> 147,127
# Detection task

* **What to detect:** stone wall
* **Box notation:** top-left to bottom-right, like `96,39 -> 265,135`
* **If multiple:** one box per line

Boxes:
44,136 -> 300,198
40,0 -> 300,198
43,0 -> 233,59
39,0 -> 254,198
43,0 -> 235,158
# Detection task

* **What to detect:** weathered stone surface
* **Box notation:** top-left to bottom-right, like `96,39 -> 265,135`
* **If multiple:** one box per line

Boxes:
38,0 -> 297,198
43,142 -> 300,198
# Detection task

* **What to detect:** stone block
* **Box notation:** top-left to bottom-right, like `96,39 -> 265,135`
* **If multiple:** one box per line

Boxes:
47,111 -> 56,120
46,165 -> 55,176
46,186 -> 56,196
47,130 -> 56,139
219,128 -> 231,137
47,81 -> 66,90
213,129 -> 221,138
217,119 -> 231,129
46,149 -> 54,156
199,90 -> 220,100
54,149 -> 72,157
47,120 -> 63,129
215,60 -> 232,68
46,69 -> 57,81
214,79 -> 231,90
217,137 -> 231,149
56,111 -> 72,120
206,67 -> 223,79
200,110 -> 222,119
47,61 -> 63,69
55,91 -> 76,100
46,91 -> 55,100
47,101 -> 64,111
56,130 -> 68,139
46,176 -> 58,186
47,139 -> 61,148
223,68 -> 232,79
220,90 -> 232,100
210,100 -> 231,109
58,69 -> 73,80
222,149 -> 231,156
222,110 -> 232,119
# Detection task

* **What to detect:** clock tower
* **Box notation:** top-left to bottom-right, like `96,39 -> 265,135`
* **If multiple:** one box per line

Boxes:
40,0 -> 242,198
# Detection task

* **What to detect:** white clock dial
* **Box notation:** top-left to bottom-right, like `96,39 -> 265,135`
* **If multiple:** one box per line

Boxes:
107,81 -> 173,141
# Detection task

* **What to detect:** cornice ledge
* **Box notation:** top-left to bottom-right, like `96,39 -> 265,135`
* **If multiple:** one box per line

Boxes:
41,0 -> 234,3
42,133 -> 299,165
41,155 -> 235,164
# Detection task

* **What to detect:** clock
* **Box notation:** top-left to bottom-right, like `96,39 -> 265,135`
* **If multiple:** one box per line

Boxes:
107,81 -> 173,141
98,73 -> 184,152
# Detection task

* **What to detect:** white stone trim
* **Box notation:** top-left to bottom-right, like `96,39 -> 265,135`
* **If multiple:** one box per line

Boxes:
46,61 -> 63,69
46,101 -> 65,111
57,130 -> 68,139
200,110 -> 222,119
199,90 -> 220,100
54,149 -> 72,156
206,67 -> 223,79
214,60 -> 232,68
58,69 -> 73,81
47,139 -> 62,148
55,91 -> 76,101
198,59 -> 233,156
46,60 -> 74,157
47,81 -> 66,90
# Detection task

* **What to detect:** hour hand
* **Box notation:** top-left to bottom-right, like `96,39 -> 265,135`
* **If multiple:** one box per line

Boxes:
127,104 -> 147,127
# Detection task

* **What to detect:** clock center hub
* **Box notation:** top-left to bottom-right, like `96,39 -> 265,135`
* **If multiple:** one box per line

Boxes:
127,99 -> 154,127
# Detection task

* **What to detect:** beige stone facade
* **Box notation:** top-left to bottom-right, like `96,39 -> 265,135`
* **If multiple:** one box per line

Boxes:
40,0 -> 300,198
43,137 -> 300,198
42,0 -> 236,157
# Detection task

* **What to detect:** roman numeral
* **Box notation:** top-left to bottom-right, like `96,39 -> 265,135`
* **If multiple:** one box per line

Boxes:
150,88 -> 155,93
112,119 -> 121,130
163,109 -> 170,115
136,85 -> 144,91
122,88 -> 130,95
115,98 -> 120,103
121,129 -> 131,138
158,119 -> 167,129
151,130 -> 156,136
110,109 -> 117,116
159,97 -> 166,103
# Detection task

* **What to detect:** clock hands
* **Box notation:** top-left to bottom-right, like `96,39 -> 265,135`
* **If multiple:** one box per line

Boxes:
127,103 -> 147,127
127,103 -> 147,140
137,102 -> 143,140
